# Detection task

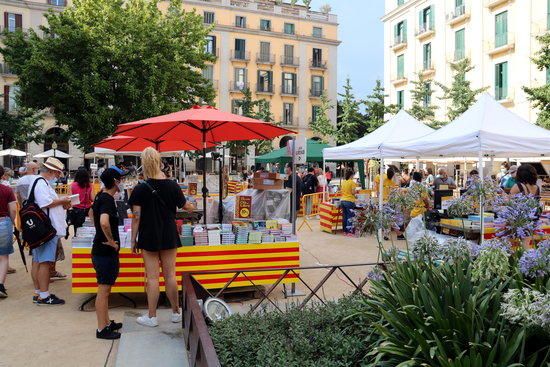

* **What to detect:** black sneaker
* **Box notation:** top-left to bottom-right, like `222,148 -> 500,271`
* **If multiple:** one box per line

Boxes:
0,284 -> 7,298
97,326 -> 121,340
33,295 -> 39,303
108,320 -> 123,331
397,234 -> 406,240
36,294 -> 65,305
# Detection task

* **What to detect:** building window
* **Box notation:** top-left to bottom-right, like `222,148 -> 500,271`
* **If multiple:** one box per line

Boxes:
235,38 -> 246,59
455,28 -> 465,61
282,72 -> 297,94
312,48 -> 323,67
547,67 -> 550,84
49,0 -> 66,5
423,43 -> 431,70
232,100 -> 243,115
397,54 -> 405,79
260,19 -> 271,31
312,105 -> 321,122
495,11 -> 508,48
397,0 -> 405,5
202,65 -> 214,82
455,0 -> 465,17
257,70 -> 273,93
205,35 -> 216,56
284,23 -> 295,35
203,11 -> 215,24
547,0 -> 550,30
312,27 -> 323,38
418,6 -> 434,32
234,68 -> 247,90
495,62 -> 508,100
5,13 -> 22,32
397,90 -> 404,108
283,103 -> 294,125
283,44 -> 295,65
311,76 -> 324,97
423,82 -> 431,107
235,16 -> 246,28
394,20 -> 407,44
259,42 -> 271,62
4,85 -> 19,111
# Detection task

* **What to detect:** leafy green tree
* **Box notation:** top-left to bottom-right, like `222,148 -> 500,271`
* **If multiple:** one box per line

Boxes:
436,59 -> 487,124
0,106 -> 44,149
310,92 -> 335,143
523,33 -> 550,129
336,78 -> 364,144
1,0 -> 215,150
408,73 -> 437,123
363,80 -> 398,134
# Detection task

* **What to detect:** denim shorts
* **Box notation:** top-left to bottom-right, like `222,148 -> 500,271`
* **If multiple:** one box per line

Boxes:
0,218 -> 14,256
32,236 -> 59,263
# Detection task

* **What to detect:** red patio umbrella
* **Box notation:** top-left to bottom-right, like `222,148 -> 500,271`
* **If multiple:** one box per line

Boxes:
114,105 -> 296,223
94,135 -> 216,152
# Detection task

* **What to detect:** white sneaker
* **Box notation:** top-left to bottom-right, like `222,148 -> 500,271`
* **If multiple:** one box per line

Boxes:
136,315 -> 158,327
171,310 -> 182,323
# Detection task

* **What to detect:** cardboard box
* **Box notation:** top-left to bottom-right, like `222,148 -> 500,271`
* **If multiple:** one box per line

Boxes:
253,178 -> 284,190
253,171 -> 281,180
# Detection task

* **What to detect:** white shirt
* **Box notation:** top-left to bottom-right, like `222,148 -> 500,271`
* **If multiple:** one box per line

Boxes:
16,174 -> 40,201
28,177 -> 67,236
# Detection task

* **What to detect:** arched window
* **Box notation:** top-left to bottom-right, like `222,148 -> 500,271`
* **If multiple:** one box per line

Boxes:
279,136 -> 293,149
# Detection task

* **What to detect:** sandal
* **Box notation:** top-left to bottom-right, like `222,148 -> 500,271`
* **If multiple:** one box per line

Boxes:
50,271 -> 68,280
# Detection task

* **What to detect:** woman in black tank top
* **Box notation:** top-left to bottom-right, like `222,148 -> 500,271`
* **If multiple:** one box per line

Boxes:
510,164 -> 540,201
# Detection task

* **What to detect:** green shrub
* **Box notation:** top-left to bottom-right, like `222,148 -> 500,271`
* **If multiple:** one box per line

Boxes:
210,295 -> 377,367
362,259 -> 550,366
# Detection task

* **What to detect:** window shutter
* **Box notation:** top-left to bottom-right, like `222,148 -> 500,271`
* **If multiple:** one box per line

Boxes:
429,5 -> 435,29
3,85 -> 9,111
502,62 -> 508,98
3,12 -> 8,28
495,64 -> 500,99
320,76 -> 324,91
212,36 -> 217,51
403,20 -> 407,39
15,14 -> 22,29
502,11 -> 508,44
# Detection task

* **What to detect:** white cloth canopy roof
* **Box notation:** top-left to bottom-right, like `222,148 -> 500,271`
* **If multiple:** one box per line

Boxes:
34,149 -> 72,159
0,148 -> 27,157
322,110 -> 434,160
386,93 -> 550,158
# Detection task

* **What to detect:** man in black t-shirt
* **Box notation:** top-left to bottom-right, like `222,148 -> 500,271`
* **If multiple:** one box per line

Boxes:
91,167 -> 124,340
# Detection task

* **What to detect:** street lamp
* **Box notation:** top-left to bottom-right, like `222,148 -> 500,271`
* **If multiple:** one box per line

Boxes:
52,141 -> 58,158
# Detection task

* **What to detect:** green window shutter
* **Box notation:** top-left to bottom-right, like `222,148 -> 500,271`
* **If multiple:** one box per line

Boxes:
456,0 -> 463,6
547,67 -> 550,84
429,5 -> 435,29
495,64 -> 500,99
547,0 -> 550,30
394,23 -> 398,42
397,54 -> 404,78
495,11 -> 507,47
403,20 -> 407,39
455,29 -> 465,60
502,62 -> 508,99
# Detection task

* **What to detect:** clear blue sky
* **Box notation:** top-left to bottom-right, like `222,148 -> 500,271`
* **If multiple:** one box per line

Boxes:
317,0 -> 385,99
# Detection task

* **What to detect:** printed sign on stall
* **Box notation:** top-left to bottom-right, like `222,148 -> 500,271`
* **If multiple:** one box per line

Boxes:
235,195 -> 252,219
188,182 -> 198,196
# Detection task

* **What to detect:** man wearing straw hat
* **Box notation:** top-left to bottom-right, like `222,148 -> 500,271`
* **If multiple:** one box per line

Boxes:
29,157 -> 71,305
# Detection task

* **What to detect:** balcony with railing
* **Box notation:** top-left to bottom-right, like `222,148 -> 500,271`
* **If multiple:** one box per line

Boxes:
0,63 -> 16,76
192,0 -> 338,23
281,85 -> 298,96
416,23 -> 435,40
256,53 -> 275,65
448,3 -> 470,27
309,59 -> 327,70
281,55 -> 300,67
256,83 -> 274,94
205,48 -> 219,57
229,80 -> 249,92
309,88 -> 324,98
488,34 -> 515,57
420,63 -> 435,78
280,117 -> 298,127
230,50 -> 251,62
392,34 -> 407,52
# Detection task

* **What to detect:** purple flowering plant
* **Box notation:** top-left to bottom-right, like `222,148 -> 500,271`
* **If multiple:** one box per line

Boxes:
519,240 -> 550,279
494,194 -> 541,240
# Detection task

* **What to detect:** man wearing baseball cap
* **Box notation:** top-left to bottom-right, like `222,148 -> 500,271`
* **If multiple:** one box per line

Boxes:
29,157 -> 71,305
91,167 -> 125,339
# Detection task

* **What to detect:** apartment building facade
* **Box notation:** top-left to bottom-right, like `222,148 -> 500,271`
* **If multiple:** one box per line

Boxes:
171,0 -> 340,148
382,0 -> 549,124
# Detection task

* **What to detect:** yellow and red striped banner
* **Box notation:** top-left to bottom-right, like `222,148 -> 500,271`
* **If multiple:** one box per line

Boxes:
319,202 -> 342,233
72,242 -> 300,293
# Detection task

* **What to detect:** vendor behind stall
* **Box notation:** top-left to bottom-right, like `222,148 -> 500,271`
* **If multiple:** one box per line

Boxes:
434,168 -> 457,190
340,170 -> 357,236
374,167 -> 398,201
409,172 -> 431,218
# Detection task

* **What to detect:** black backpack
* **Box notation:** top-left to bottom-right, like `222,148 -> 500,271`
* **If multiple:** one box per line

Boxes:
20,177 -> 57,250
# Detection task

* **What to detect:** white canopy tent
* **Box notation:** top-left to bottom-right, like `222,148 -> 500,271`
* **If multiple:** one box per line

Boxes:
322,110 -> 434,210
0,149 -> 27,157
34,149 -> 72,159
384,93 -> 550,234
323,109 -> 434,160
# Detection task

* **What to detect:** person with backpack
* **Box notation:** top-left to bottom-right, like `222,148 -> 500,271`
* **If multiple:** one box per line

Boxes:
0,165 -> 17,298
90,167 -> 124,339
302,167 -> 319,215
128,148 -> 192,327
25,157 -> 71,305
68,168 -> 93,237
